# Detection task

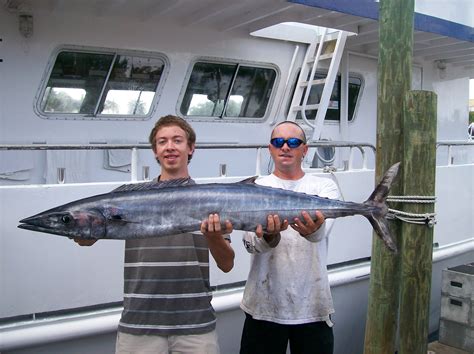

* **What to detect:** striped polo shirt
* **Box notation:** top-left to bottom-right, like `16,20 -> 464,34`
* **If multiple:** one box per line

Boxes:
118,234 -> 215,336
118,179 -> 219,336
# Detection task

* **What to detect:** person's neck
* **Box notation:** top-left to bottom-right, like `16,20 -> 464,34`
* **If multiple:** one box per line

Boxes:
273,168 -> 305,181
159,170 -> 190,181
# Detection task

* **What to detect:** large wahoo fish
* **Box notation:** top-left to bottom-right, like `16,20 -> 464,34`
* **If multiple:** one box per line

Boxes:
19,163 -> 400,252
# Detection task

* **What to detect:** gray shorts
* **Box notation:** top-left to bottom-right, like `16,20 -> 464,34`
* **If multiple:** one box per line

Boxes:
115,330 -> 220,354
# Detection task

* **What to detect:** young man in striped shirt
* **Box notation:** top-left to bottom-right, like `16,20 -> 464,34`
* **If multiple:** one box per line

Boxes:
76,115 -> 235,354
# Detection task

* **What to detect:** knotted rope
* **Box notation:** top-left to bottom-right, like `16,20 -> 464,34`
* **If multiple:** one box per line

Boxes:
386,196 -> 436,226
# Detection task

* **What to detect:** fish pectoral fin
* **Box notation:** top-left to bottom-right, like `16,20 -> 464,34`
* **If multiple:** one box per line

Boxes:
108,215 -> 138,224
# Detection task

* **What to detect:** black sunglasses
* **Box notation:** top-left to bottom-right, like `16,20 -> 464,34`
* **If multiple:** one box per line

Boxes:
270,137 -> 305,149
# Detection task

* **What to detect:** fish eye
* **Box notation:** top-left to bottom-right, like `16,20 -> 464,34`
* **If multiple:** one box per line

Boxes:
61,215 -> 71,224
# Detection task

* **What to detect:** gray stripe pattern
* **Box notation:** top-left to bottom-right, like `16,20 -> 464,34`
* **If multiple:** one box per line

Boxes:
118,231 -> 215,336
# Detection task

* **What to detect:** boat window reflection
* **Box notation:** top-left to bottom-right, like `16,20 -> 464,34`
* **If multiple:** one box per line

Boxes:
99,55 -> 163,116
38,48 -> 167,119
180,61 -> 277,119
41,87 -> 86,113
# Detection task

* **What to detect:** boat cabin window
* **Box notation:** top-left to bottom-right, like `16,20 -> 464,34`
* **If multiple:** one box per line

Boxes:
180,61 -> 277,119
289,72 -> 363,122
37,48 -> 167,119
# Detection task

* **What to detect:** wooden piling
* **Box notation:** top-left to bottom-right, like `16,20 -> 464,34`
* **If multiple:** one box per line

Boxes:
398,90 -> 437,354
363,0 -> 414,353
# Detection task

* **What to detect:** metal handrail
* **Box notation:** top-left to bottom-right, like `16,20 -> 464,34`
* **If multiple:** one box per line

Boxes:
436,140 -> 474,147
0,142 -> 375,150
0,141 -> 376,182
436,140 -> 474,166
3,140 -> 472,181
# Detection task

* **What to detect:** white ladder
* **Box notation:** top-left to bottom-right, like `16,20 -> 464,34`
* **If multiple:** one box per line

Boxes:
287,28 -> 348,141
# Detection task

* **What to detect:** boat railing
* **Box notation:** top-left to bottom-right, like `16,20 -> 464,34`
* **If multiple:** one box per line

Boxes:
0,141 -> 376,184
436,140 -> 474,166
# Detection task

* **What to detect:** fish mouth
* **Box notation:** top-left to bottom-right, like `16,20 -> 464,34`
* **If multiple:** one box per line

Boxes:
18,209 -> 107,239
18,212 -> 76,237
19,215 -> 41,224
18,222 -> 67,236
18,214 -> 45,230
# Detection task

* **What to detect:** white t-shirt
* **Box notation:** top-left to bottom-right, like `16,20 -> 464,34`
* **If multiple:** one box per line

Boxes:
241,173 -> 340,325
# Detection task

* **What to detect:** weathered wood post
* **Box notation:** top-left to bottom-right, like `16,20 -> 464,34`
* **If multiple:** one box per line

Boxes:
363,0 -> 414,353
398,91 -> 437,354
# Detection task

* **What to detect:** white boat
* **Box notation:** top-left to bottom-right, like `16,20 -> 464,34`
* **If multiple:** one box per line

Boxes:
1,1 -> 473,353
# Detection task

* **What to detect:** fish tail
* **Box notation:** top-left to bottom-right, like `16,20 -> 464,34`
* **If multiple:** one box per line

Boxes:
363,162 -> 400,253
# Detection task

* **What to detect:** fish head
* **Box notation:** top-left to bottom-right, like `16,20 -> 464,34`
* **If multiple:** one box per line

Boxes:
18,207 -> 107,240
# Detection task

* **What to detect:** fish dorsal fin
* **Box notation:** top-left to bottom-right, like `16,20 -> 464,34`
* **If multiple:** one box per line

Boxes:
111,178 -> 191,192
238,176 -> 258,184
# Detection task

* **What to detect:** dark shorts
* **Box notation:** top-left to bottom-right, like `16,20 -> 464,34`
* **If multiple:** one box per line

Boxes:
240,312 -> 334,354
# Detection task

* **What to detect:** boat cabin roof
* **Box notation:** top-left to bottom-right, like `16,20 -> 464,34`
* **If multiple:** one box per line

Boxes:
5,0 -> 474,68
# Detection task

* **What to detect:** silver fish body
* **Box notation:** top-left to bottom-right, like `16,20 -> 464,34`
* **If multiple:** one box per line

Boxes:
18,163 -> 400,252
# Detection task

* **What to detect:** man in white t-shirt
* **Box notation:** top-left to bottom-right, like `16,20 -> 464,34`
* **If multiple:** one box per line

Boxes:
240,121 -> 340,354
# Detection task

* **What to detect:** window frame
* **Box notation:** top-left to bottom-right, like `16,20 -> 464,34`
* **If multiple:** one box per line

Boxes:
177,57 -> 280,122
34,45 -> 170,121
